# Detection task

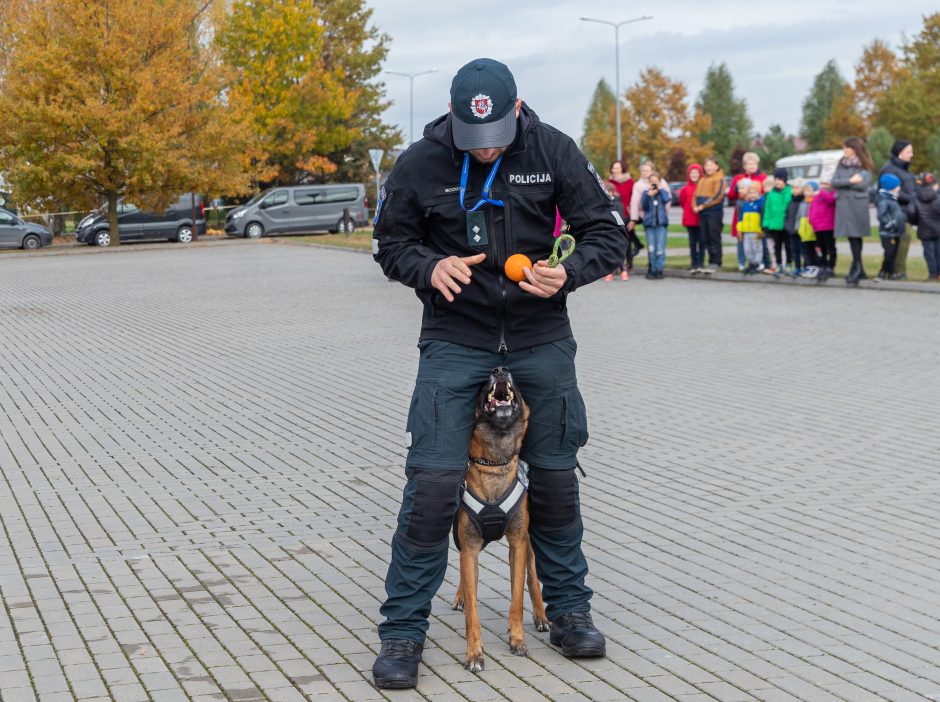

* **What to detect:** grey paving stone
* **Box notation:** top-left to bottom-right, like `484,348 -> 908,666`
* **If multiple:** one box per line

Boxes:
1,243 -> 939,701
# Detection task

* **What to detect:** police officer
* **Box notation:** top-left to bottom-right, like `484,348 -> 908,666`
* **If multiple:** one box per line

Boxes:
371,58 -> 626,689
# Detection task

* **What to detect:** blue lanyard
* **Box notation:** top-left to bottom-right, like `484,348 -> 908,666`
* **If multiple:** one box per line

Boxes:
459,153 -> 505,212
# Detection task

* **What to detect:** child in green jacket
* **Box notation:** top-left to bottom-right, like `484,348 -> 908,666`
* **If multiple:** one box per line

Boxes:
763,168 -> 793,273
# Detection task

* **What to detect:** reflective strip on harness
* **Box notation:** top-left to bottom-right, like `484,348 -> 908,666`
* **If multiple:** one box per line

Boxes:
462,489 -> 486,514
457,478 -> 526,547
497,480 -> 525,514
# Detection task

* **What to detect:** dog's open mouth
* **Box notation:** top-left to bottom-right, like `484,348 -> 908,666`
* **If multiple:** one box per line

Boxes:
485,379 -> 515,413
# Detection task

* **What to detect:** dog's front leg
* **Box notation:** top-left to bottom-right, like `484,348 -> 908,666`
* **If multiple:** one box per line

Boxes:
507,536 -> 528,655
460,544 -> 486,672
525,537 -> 550,632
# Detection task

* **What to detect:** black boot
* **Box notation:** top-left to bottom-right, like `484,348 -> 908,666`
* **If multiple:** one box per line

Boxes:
372,639 -> 423,689
845,260 -> 860,286
857,263 -> 868,281
549,612 -> 606,658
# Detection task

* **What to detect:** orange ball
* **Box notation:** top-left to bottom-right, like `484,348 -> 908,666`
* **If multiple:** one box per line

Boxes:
504,253 -> 533,282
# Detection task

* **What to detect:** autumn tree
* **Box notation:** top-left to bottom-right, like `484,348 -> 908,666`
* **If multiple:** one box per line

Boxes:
315,0 -> 401,183
0,0 -> 29,94
876,12 -> 940,172
866,127 -> 895,171
754,125 -> 797,170
852,39 -> 902,128
929,130 -> 940,174
620,67 -> 712,174
695,63 -> 752,170
800,60 -> 845,150
580,79 -> 617,173
824,39 -> 903,144
218,0 -> 359,187
0,0 -> 249,245
825,85 -> 867,143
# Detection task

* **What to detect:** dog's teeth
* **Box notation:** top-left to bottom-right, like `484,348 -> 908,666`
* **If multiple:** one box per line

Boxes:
507,391 -> 514,401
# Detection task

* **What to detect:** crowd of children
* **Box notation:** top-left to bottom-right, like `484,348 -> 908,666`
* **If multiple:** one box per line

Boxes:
605,139 -> 940,285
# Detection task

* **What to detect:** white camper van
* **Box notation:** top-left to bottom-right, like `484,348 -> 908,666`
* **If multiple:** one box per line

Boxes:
775,150 -> 843,183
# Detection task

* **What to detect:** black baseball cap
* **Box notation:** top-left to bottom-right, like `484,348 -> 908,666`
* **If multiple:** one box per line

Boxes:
449,58 -> 518,150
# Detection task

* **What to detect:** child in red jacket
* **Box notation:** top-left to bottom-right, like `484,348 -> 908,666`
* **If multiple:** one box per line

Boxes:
679,163 -> 704,273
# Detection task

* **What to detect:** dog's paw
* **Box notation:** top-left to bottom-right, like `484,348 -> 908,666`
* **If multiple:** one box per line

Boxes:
451,597 -> 464,611
464,654 -> 485,673
509,641 -> 528,656
533,615 -> 550,632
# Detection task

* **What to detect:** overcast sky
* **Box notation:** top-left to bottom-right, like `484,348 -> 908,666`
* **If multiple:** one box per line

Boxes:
369,1 -> 934,152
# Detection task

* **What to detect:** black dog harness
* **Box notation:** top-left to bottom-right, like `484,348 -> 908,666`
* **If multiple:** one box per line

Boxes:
453,460 -> 528,550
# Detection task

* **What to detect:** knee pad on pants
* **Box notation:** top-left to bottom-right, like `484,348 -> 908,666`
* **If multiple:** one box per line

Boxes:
400,468 -> 463,548
528,466 -> 580,531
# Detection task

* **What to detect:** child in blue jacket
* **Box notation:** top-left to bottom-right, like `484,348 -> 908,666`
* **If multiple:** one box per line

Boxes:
875,173 -> 905,281
640,172 -> 671,279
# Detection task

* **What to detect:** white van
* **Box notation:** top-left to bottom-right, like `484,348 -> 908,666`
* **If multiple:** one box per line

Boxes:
775,150 -> 843,183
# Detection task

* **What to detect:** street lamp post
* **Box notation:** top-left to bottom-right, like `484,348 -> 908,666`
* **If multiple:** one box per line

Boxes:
386,68 -> 438,145
580,15 -> 652,162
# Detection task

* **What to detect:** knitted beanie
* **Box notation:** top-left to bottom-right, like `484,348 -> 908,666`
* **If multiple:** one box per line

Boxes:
879,173 -> 901,190
891,140 -> 911,158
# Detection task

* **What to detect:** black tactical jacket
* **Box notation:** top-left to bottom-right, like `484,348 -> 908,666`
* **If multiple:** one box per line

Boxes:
372,104 -> 626,352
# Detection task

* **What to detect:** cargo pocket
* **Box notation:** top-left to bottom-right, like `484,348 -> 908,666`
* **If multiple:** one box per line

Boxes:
405,381 -> 440,454
559,387 -> 589,454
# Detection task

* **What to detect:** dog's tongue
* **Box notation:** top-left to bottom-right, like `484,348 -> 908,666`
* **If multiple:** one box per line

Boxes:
488,380 -> 513,409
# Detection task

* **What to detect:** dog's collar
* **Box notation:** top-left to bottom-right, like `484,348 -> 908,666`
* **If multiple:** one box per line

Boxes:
469,453 -> 518,467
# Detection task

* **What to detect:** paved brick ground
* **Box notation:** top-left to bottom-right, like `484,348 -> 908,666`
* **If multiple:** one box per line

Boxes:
0,240 -> 939,702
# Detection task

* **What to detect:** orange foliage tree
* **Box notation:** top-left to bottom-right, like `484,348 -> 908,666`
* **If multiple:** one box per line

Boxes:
218,0 -> 359,187
0,0 -> 249,244
825,39 -> 903,143
620,67 -> 713,173
876,13 -> 940,172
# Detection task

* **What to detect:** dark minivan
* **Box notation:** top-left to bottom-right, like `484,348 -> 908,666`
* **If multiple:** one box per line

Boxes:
76,194 -> 206,246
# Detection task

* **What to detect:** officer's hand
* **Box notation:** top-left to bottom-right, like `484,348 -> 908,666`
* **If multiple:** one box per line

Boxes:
431,253 -> 486,302
520,260 -> 566,298
626,220 -> 635,231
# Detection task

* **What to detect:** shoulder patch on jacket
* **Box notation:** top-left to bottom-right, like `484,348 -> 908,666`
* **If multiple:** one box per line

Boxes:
373,185 -> 387,226
586,161 -> 610,199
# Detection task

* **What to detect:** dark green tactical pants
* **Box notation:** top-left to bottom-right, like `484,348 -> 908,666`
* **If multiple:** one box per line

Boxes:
377,338 -> 593,643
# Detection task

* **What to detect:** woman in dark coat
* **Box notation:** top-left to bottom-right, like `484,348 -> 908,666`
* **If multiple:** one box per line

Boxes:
832,136 -> 874,285
879,140 -> 916,278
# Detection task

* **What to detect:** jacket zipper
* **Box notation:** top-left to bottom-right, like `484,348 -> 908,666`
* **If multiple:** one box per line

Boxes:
491,201 -> 509,352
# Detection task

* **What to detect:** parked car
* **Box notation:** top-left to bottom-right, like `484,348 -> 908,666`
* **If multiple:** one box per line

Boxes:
225,184 -> 369,239
0,208 -> 53,250
75,194 -> 206,246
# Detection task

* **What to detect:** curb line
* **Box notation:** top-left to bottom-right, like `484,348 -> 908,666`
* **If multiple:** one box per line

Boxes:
661,268 -> 940,294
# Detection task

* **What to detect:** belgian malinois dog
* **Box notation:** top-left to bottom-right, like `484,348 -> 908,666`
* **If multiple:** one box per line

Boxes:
452,367 -> 549,672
